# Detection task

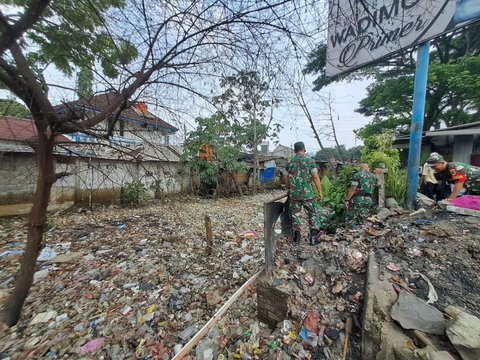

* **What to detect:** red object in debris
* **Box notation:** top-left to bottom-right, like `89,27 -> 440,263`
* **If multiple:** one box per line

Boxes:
150,343 -> 170,359
387,263 -> 401,272
304,312 -> 321,333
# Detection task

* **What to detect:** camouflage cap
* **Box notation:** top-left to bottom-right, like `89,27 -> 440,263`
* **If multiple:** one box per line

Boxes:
426,153 -> 444,165
294,142 -> 305,153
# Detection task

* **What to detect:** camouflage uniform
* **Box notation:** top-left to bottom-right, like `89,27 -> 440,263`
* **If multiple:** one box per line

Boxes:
447,162 -> 480,194
286,154 -> 331,231
345,171 -> 379,228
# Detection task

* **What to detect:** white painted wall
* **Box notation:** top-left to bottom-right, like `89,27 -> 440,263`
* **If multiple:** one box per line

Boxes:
452,135 -> 474,164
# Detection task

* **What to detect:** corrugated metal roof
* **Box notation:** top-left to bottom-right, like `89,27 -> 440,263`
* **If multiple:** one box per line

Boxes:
428,121 -> 480,132
425,128 -> 480,137
394,121 -> 480,145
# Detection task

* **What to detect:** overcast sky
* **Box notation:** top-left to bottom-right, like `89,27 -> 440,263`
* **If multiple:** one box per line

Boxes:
0,1 -> 375,153
274,78 -> 373,154
1,64 -> 373,154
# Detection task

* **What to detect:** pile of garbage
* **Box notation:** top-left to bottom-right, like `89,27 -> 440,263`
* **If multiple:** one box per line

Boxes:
0,193 -> 279,359
1,192 -> 479,359
363,204 -> 480,360
185,225 -> 370,360
189,203 -> 480,360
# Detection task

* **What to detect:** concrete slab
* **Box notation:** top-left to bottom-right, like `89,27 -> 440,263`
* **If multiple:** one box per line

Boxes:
446,205 -> 480,217
362,251 -> 415,360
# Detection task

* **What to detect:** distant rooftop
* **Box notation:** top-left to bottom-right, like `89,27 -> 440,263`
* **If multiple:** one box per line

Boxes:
53,92 -> 178,134
0,116 -> 70,143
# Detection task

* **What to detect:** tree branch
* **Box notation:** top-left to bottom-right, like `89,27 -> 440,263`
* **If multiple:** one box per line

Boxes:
0,0 -> 51,56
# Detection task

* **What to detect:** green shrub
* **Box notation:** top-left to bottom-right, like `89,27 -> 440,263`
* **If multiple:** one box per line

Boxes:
120,182 -> 148,206
385,167 -> 407,205
361,130 -> 407,205
320,165 -> 357,225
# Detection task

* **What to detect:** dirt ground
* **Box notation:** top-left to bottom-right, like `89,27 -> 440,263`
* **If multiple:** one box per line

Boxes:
372,209 -> 480,318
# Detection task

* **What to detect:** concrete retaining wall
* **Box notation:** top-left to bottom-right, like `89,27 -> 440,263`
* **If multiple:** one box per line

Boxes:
0,153 -> 189,216
362,251 -> 415,360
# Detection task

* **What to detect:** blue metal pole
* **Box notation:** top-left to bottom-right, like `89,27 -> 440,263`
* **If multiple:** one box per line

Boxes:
406,41 -> 430,209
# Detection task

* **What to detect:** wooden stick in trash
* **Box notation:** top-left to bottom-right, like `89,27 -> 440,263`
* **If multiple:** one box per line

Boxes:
205,215 -> 213,256
413,330 -> 437,351
172,270 -> 262,360
342,317 -> 353,360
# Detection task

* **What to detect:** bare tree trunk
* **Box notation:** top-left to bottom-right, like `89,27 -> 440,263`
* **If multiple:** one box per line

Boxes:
253,147 -> 259,195
298,91 -> 325,150
252,106 -> 258,195
326,98 -> 346,161
228,170 -> 243,196
331,115 -> 345,161
1,124 -> 55,326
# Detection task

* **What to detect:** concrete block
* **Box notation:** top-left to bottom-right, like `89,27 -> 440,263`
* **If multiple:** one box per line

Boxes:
446,205 -> 480,218
363,251 -> 415,360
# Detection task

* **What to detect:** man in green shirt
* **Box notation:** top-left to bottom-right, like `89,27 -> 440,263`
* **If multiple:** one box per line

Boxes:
283,142 -> 330,245
427,153 -> 480,200
345,163 -> 379,229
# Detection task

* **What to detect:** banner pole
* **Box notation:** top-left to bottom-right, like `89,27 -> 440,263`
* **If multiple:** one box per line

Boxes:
406,41 -> 430,209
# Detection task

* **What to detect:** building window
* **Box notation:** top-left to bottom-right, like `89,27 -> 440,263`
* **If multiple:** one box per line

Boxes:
164,136 -> 170,145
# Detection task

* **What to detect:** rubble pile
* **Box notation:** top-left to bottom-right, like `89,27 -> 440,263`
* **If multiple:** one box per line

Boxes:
0,193 -> 279,359
186,227 -> 369,359
371,209 -> 480,316
0,192 -> 479,359
191,207 -> 480,360
363,206 -> 480,360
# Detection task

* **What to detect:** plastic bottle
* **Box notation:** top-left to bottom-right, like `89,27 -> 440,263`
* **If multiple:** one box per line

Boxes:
89,317 -> 105,328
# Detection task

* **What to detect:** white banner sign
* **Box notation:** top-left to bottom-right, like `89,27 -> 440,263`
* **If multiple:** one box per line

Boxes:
326,0 -> 480,76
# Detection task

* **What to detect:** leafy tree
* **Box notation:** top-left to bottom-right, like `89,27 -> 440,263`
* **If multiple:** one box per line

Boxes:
0,98 -> 29,117
77,67 -> 94,98
0,0 -> 314,326
305,25 -> 480,138
214,70 -> 280,193
315,145 -> 362,162
182,113 -> 247,195
356,54 -> 480,139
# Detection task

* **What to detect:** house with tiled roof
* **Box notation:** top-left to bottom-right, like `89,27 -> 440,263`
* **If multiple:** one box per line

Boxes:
54,92 -> 178,151
0,95 -> 188,216
0,116 -> 70,153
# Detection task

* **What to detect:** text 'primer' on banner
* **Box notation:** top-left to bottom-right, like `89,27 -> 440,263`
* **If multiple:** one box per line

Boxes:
326,0 -> 480,77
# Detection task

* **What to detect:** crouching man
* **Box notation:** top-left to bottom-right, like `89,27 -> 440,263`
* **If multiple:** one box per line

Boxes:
427,153 -> 480,200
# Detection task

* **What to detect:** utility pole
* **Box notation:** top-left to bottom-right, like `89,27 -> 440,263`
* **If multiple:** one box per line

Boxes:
406,41 -> 430,209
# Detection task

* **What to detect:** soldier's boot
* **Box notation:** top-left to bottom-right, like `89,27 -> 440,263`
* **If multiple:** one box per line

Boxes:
293,230 -> 301,243
309,229 -> 326,245
308,229 -> 319,245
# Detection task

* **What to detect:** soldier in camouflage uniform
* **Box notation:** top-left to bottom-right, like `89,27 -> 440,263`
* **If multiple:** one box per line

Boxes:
427,153 -> 480,200
345,163 -> 380,229
283,142 -> 331,245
